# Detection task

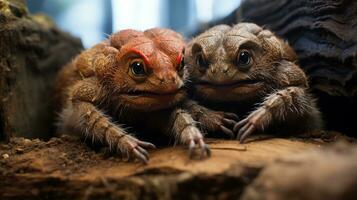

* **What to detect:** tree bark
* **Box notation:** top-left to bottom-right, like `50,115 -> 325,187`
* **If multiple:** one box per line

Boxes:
0,0 -> 83,140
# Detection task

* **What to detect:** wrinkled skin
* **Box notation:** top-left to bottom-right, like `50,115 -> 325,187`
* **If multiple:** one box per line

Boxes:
185,23 -> 323,143
55,28 -> 235,163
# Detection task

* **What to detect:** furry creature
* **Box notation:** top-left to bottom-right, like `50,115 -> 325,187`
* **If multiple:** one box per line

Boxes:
54,28 -> 235,163
185,23 -> 322,143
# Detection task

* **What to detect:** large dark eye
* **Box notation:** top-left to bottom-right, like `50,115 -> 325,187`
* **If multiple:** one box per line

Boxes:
196,53 -> 208,68
130,61 -> 146,76
236,50 -> 252,69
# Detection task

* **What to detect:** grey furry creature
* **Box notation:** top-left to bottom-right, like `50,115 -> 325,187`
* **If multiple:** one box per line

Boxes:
185,23 -> 323,143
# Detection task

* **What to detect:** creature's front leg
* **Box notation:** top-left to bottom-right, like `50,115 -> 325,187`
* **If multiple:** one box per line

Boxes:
58,79 -> 155,163
184,100 -> 239,138
170,109 -> 211,159
234,87 -> 322,143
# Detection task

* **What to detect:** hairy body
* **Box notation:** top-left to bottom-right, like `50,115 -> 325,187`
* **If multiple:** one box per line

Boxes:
55,28 -> 234,163
185,23 -> 322,143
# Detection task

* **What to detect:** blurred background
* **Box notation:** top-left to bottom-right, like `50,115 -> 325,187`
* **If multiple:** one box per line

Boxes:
28,0 -> 241,48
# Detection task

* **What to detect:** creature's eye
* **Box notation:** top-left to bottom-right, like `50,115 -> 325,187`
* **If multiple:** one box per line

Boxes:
130,61 -> 146,76
196,53 -> 208,68
236,50 -> 252,70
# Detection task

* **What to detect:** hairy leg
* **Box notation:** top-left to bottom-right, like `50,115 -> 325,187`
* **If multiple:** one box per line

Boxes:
183,100 -> 238,138
58,79 -> 155,163
169,108 -> 211,159
234,87 -> 322,143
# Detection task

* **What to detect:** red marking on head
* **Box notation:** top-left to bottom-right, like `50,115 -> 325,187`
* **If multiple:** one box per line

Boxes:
126,48 -> 151,67
176,53 -> 182,67
111,28 -> 186,72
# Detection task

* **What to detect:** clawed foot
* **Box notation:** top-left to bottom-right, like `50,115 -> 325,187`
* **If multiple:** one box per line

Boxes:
233,107 -> 269,143
183,126 -> 211,159
219,112 -> 239,138
117,135 -> 156,164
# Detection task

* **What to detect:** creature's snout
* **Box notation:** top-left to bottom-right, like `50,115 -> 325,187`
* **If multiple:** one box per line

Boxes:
155,72 -> 183,93
204,65 -> 237,85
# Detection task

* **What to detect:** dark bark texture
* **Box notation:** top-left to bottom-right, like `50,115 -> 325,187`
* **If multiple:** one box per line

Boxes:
195,0 -> 357,135
0,0 -> 83,140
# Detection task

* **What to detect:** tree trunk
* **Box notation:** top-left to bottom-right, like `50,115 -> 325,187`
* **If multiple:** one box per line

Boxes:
0,0 -> 83,140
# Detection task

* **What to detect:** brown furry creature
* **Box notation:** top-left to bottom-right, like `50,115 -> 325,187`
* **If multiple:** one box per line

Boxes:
55,28 -> 236,163
185,23 -> 322,143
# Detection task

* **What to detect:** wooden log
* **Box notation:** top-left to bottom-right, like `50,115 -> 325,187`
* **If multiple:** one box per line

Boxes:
1,134 -> 355,200
241,142 -> 357,200
0,0 -> 83,140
